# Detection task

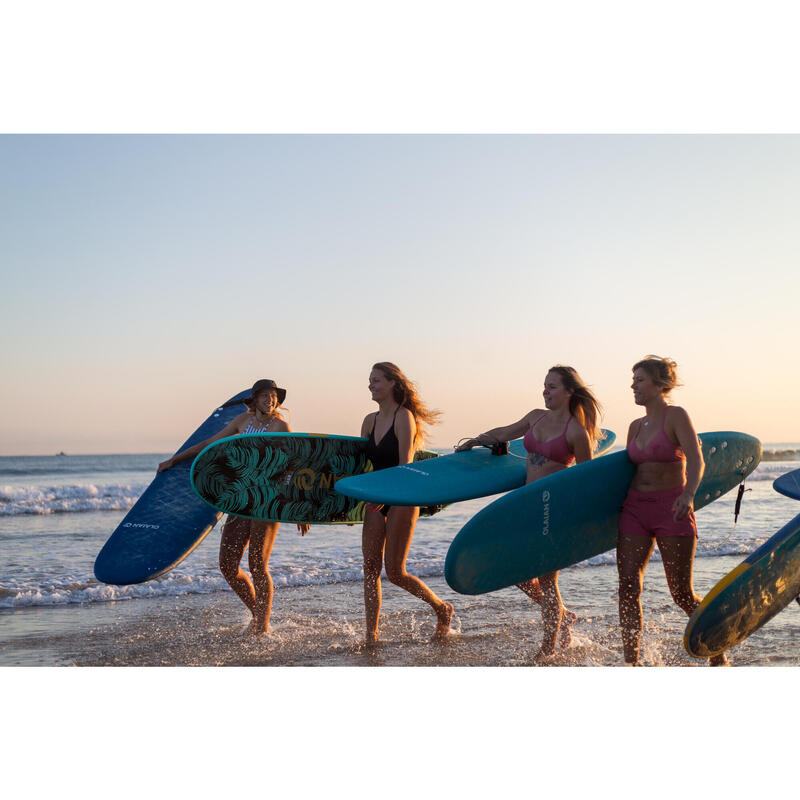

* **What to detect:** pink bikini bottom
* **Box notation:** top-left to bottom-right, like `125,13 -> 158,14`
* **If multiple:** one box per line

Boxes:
619,485 -> 697,538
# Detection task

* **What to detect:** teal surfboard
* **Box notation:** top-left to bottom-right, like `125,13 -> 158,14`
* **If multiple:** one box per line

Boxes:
191,432 -> 442,524
334,429 -> 616,506
773,467 -> 800,501
94,389 -> 250,585
445,432 -> 761,595
684,511 -> 800,658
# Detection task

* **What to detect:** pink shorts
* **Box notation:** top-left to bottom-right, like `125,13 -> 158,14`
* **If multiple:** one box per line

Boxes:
619,486 -> 697,538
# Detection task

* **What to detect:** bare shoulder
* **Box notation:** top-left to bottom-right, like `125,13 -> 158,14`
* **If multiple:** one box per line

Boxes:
271,417 -> 291,433
231,412 -> 252,432
527,408 -> 546,425
360,412 -> 377,437
395,406 -> 416,429
666,405 -> 692,426
568,416 -> 591,439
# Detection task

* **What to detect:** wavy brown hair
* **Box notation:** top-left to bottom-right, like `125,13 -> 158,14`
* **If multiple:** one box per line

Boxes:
548,365 -> 603,449
632,355 -> 680,394
372,362 -> 441,445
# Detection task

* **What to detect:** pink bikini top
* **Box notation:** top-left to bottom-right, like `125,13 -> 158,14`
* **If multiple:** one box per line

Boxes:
523,413 -> 575,466
627,409 -> 685,465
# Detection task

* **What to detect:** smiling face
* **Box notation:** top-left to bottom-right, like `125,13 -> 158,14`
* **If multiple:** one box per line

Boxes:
631,367 -> 664,406
543,371 -> 572,411
254,388 -> 279,415
368,369 -> 396,403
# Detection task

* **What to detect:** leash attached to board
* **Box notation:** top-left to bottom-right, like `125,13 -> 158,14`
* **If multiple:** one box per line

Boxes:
734,481 -> 751,525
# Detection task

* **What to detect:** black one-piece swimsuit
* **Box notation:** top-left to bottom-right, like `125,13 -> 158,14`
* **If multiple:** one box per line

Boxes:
365,408 -> 401,517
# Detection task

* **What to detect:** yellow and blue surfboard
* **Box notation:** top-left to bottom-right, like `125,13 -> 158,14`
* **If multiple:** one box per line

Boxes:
684,510 -> 800,658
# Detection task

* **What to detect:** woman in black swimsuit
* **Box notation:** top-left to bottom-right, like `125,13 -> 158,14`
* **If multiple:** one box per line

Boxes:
360,362 -> 454,644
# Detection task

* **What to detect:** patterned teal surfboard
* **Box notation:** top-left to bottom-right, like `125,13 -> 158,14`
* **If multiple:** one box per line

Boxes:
191,432 -> 442,524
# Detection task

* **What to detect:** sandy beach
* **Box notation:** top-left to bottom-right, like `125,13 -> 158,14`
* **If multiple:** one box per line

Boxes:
5,554 -> 799,667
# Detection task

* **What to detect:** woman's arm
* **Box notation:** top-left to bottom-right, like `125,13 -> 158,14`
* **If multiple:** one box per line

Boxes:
157,412 -> 247,472
670,406 -> 705,521
569,423 -> 593,465
394,408 -> 417,466
455,411 -> 538,451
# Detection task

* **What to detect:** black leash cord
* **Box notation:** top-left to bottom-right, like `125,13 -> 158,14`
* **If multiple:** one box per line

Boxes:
734,480 -> 751,524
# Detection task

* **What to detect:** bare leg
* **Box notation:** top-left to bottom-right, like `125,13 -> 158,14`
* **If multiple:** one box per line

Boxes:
219,516 -> 256,616
657,535 -> 729,666
617,532 -> 656,665
248,520 -> 279,634
517,578 -> 577,646
536,572 -> 564,657
383,506 -> 453,638
362,510 -> 386,644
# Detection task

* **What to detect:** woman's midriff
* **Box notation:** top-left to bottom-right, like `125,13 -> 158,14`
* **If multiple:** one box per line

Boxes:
630,460 -> 686,493
526,460 -> 568,484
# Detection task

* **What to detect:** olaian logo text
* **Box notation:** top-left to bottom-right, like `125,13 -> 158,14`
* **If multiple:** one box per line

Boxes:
123,523 -> 161,529
542,490 -> 550,536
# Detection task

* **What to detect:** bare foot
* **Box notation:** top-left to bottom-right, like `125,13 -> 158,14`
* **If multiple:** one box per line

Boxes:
365,631 -> 380,647
247,618 -> 270,636
534,646 -> 556,661
558,608 -> 577,648
710,652 -> 729,666
433,601 -> 454,639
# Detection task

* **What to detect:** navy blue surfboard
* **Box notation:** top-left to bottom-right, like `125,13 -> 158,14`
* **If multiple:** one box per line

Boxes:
93,389 -> 250,585
445,432 -> 761,595
773,467 -> 800,501
684,511 -> 800,658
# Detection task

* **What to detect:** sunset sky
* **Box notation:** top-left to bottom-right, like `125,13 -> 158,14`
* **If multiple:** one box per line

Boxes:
2,134 -> 798,454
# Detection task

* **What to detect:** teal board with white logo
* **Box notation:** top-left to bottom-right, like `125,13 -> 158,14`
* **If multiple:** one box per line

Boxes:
334,430 -> 616,507
445,432 -> 761,595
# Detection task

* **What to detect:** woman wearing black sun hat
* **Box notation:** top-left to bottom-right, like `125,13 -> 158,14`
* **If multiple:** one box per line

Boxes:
158,379 -> 307,635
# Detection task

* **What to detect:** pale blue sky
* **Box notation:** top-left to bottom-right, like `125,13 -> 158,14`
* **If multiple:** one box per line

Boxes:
2,134 -> 798,454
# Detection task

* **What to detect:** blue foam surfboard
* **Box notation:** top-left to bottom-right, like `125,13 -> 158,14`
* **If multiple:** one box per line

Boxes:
773,467 -> 800,501
190,432 -> 441,524
684,511 -> 800,658
334,429 -> 617,506
93,389 -> 250,585
445,432 -> 761,595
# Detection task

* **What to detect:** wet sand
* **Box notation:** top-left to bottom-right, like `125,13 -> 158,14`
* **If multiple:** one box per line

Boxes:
4,555 -> 799,667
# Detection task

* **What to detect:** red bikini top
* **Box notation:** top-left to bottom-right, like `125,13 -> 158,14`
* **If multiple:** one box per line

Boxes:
523,413 -> 575,466
627,409 -> 685,465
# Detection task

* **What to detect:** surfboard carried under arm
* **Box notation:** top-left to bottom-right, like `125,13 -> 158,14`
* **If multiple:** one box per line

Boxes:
334,429 -> 617,507
94,389 -> 251,585
444,431 -> 761,595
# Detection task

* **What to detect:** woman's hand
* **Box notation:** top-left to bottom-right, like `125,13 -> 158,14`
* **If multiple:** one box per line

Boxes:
672,490 -> 695,522
454,438 -> 479,452
297,523 -> 310,536
157,458 -> 175,473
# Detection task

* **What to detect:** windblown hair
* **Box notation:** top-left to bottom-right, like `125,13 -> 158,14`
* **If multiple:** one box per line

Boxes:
372,362 -> 441,445
632,355 -> 680,394
548,365 -> 603,449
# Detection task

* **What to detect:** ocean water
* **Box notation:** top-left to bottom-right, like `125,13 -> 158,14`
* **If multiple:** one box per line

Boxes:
2,446 -> 800,665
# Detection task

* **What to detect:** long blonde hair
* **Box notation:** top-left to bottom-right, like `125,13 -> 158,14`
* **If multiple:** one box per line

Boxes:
548,365 -> 603,449
372,362 -> 441,445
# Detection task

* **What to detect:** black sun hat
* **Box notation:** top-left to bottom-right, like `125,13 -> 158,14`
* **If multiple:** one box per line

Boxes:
250,378 -> 286,405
